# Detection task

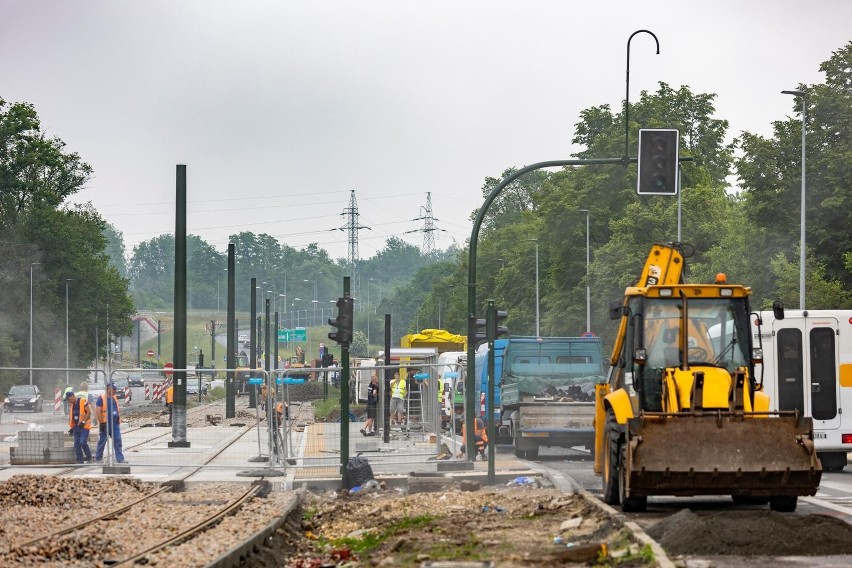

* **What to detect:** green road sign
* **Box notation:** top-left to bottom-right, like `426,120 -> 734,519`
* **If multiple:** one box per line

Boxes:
278,328 -> 307,342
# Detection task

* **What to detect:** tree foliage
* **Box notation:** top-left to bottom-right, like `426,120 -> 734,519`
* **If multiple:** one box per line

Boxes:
0,98 -> 134,390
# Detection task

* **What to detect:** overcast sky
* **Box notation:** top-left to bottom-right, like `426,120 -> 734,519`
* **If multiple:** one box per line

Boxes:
3,1 -> 850,262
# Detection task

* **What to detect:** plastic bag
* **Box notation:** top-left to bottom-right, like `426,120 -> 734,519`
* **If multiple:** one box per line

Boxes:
346,454 -> 374,489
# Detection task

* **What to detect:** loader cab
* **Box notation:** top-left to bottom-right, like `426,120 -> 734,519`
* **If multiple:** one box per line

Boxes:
613,291 -> 755,413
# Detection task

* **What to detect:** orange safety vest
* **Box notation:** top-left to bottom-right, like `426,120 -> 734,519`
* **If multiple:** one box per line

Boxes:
68,398 -> 92,430
96,394 -> 120,424
462,417 -> 488,450
166,386 -> 174,404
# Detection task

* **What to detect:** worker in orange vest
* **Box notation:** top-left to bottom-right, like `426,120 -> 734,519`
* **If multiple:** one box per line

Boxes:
65,391 -> 93,464
165,385 -> 174,425
95,383 -> 125,464
458,416 -> 488,460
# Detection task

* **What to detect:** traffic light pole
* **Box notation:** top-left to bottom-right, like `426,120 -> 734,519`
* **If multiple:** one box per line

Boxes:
328,277 -> 354,487
465,158 -> 626,460
486,300 -> 496,485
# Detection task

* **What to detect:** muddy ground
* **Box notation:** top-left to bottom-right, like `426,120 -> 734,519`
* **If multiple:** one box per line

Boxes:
245,483 -> 654,567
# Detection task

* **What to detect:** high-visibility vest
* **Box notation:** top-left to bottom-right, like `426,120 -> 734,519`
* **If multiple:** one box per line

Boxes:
165,386 -> 174,404
463,417 -> 488,450
69,398 -> 92,430
96,394 -> 120,424
392,378 -> 407,399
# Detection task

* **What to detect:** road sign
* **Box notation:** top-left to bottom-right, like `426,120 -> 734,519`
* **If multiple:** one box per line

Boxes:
163,362 -> 174,376
581,331 -> 597,338
278,328 -> 307,342
146,349 -> 155,357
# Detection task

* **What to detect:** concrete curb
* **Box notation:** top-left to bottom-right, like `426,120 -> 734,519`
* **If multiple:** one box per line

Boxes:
530,463 -> 675,568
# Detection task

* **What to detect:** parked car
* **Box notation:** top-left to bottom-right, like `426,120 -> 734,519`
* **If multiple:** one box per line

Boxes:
128,373 -> 144,387
113,379 -> 129,399
4,385 -> 43,413
186,378 -> 208,396
88,383 -> 105,404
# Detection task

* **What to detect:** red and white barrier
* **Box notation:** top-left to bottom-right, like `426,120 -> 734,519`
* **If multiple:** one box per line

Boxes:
153,383 -> 162,401
124,386 -> 131,405
480,392 -> 485,416
54,388 -> 62,413
144,385 -> 150,400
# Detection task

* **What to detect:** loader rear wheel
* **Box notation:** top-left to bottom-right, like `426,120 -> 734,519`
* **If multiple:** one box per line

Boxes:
619,444 -> 647,512
601,410 -> 621,506
769,495 -> 798,512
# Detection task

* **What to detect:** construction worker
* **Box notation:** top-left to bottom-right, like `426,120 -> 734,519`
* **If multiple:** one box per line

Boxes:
62,384 -> 75,416
458,416 -> 488,460
95,383 -> 125,464
65,391 -> 93,464
165,384 -> 174,425
390,372 -> 407,427
76,381 -> 89,404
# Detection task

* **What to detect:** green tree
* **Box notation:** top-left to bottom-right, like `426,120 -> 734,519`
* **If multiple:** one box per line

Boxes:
737,42 -> 852,296
0,98 -> 133,391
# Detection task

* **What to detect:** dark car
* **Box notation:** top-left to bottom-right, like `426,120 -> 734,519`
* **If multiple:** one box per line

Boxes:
113,379 -> 129,399
128,373 -> 144,387
5,385 -> 43,413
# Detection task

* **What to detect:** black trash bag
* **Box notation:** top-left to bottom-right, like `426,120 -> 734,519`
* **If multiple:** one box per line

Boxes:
346,454 -> 374,488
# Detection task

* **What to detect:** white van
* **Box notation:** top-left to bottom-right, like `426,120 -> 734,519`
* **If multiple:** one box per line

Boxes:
436,351 -> 466,428
751,308 -> 852,471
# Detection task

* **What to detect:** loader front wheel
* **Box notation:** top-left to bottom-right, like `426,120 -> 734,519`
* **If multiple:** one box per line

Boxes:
601,409 -> 621,506
769,495 -> 798,512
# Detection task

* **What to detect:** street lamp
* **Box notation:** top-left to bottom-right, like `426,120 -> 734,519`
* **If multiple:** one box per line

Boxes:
782,89 -> 807,310
29,262 -> 40,385
529,239 -> 540,337
65,279 -> 72,385
579,209 -> 591,333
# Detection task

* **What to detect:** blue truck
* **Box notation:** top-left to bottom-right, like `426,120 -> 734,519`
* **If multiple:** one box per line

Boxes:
475,336 -> 605,459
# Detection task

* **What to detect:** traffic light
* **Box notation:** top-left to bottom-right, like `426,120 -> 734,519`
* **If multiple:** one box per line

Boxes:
468,314 -> 487,347
328,297 -> 354,346
489,308 -> 508,341
637,128 -> 679,195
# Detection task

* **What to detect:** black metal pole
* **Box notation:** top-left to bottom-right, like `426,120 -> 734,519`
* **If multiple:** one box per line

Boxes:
624,30 -> 660,164
226,243 -> 235,419
487,300 -> 496,485
274,311 -> 279,375
249,278 -> 257,409
340,276 -> 351,489
169,164 -> 189,448
383,313 -> 392,444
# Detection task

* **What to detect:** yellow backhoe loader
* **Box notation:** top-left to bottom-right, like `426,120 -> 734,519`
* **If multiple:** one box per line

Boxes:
594,243 -> 821,512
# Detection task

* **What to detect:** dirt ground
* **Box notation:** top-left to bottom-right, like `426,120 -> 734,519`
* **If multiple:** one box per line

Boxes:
249,483 -> 655,567
646,507 -> 852,557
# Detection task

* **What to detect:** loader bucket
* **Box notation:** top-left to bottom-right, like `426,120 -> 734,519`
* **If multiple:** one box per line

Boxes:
624,412 -> 822,498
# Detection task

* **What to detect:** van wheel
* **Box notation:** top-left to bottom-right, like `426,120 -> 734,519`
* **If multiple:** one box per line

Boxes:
769,495 -> 797,512
619,441 -> 646,512
601,410 -> 620,506
525,448 -> 539,460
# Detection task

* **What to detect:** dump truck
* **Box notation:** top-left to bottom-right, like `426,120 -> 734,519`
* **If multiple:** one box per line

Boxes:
478,336 -> 606,459
594,243 -> 822,512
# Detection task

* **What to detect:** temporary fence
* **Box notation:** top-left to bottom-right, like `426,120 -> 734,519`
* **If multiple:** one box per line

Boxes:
0,363 -> 473,477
